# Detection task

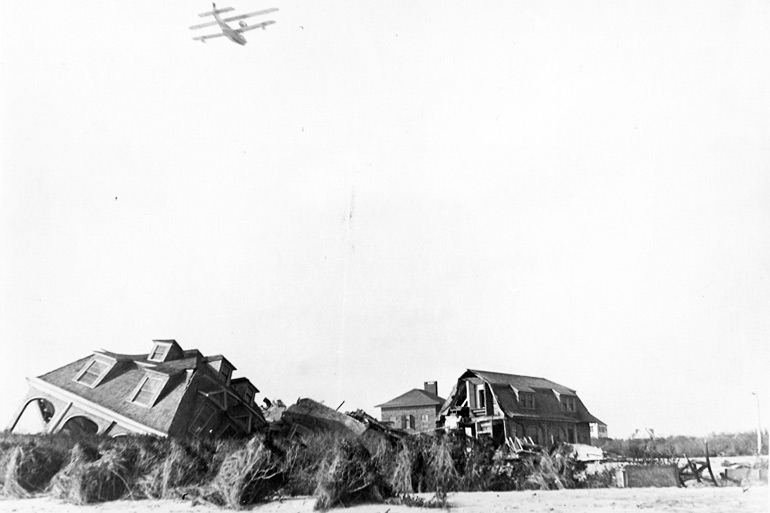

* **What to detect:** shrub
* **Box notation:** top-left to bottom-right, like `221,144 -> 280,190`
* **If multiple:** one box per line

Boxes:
1,442 -> 67,497
279,432 -> 341,496
133,437 -> 218,499
313,437 -> 391,510
49,442 -> 131,504
205,436 -> 281,509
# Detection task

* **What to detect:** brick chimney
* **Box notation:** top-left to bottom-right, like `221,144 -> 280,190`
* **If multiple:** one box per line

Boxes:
424,381 -> 438,396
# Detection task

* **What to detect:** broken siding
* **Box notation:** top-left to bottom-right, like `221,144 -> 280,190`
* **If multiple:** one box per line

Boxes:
167,367 -> 266,438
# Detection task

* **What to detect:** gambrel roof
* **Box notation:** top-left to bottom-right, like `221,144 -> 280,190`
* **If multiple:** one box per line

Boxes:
440,369 -> 604,425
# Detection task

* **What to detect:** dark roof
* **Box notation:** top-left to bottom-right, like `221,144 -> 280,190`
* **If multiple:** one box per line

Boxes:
444,369 -> 604,425
38,355 -> 194,433
203,354 -> 236,370
376,388 -> 445,409
466,369 -> 576,394
36,345 -> 259,435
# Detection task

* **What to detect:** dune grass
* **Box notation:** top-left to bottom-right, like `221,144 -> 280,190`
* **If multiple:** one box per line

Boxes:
0,430 -> 602,509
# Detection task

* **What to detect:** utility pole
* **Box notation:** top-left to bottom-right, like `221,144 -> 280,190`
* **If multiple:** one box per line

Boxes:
752,392 -> 762,456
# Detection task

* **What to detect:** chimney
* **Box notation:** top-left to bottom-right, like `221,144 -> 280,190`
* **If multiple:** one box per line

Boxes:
424,381 -> 438,396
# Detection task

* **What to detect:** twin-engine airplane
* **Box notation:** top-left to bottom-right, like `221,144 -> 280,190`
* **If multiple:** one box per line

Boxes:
190,3 -> 278,45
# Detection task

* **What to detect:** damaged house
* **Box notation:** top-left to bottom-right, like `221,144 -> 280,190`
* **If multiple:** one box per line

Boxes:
7,339 -> 266,438
439,369 -> 604,446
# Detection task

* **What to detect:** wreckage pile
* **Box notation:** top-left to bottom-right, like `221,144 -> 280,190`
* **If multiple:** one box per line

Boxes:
0,399 -> 604,510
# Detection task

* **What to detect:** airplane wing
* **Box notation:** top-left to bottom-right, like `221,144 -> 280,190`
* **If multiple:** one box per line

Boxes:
236,20 -> 276,33
190,19 -> 221,30
192,33 -> 225,42
190,8 -> 277,30
222,8 -> 278,23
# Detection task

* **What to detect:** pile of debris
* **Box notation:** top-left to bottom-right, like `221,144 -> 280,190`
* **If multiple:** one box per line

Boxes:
264,398 -> 407,442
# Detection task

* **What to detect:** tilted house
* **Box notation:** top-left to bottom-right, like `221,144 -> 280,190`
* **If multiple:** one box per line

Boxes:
439,369 -> 604,446
376,381 -> 445,433
7,340 -> 267,438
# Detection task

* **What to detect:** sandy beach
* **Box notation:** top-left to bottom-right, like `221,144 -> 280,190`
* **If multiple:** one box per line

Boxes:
2,486 -> 767,513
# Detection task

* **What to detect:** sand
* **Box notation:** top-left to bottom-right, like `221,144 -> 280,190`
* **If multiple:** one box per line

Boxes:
1,486 -> 767,513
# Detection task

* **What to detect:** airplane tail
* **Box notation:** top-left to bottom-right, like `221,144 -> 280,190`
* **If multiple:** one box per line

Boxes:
197,3 -> 235,17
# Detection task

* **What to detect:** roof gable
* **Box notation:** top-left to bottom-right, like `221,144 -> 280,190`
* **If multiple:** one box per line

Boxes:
376,388 -> 445,409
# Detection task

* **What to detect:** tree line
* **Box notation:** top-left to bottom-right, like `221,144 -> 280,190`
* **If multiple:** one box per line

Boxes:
595,430 -> 769,459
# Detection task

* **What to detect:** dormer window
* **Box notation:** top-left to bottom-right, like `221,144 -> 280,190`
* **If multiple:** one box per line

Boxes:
220,363 -> 233,383
205,356 -> 235,385
148,341 -> 173,362
561,395 -> 576,412
231,378 -> 258,405
519,392 -> 535,410
128,374 -> 168,407
74,356 -> 115,388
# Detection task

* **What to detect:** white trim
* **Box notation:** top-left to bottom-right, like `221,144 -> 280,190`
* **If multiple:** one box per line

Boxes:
47,401 -> 73,434
73,354 -> 117,388
148,341 -> 173,362
127,374 -> 169,408
27,377 -> 167,437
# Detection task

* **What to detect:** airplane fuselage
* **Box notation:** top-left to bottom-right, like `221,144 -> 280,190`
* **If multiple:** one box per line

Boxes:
213,7 -> 247,45
221,24 -> 247,45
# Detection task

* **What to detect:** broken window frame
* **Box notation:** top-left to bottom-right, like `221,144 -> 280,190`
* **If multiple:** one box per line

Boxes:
477,384 -> 486,409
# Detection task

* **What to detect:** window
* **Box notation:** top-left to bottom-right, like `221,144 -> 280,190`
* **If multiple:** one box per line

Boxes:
561,396 -> 576,412
477,385 -> 486,409
519,392 -> 535,409
148,343 -> 170,362
421,414 -> 430,431
129,375 -> 166,407
189,402 -> 218,437
220,363 -> 233,383
74,358 -> 113,387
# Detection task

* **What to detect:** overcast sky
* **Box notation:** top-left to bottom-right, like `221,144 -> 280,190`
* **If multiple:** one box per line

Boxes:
1,1 -> 768,438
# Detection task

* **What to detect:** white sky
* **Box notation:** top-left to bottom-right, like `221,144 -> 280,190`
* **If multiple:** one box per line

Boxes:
1,1 -> 768,438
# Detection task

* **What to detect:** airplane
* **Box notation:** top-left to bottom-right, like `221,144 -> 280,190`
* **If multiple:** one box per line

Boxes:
190,3 -> 278,45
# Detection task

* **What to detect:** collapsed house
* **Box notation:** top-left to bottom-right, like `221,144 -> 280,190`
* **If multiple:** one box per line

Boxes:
439,369 -> 605,447
7,339 -> 267,438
